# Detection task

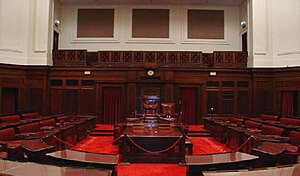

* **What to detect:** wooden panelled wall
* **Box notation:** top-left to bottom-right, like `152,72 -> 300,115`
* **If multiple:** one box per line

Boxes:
1,64 -> 300,123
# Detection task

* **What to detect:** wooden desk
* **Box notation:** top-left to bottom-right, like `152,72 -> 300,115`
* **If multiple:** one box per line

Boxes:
251,142 -> 288,167
21,139 -> 55,162
46,149 -> 118,176
120,125 -> 185,163
185,152 -> 259,176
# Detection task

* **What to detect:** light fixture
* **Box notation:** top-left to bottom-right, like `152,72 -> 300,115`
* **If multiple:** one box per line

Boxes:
54,20 -> 60,27
240,20 -> 247,29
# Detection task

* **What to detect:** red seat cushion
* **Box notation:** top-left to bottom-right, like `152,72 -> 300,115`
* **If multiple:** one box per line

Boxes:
0,128 -> 16,141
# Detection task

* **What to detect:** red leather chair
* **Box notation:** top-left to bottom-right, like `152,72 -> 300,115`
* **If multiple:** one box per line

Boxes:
260,114 -> 279,121
22,112 -> 39,120
17,122 -> 40,133
260,125 -> 284,135
289,130 -> 300,146
57,115 -> 73,122
244,120 -> 262,128
0,115 -> 21,123
161,103 -> 177,116
280,118 -> 300,126
0,128 -> 22,159
282,130 -> 300,164
228,117 -> 243,125
143,102 -> 159,115
39,119 -> 56,127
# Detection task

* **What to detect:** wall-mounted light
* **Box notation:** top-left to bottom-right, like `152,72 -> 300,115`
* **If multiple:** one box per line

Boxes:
240,20 -> 247,29
209,72 -> 217,76
84,71 -> 91,75
54,20 -> 60,27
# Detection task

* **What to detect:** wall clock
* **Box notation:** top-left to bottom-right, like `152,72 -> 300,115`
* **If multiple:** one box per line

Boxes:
147,70 -> 155,76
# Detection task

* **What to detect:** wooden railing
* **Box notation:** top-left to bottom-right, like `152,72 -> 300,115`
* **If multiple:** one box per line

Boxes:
53,50 -> 248,68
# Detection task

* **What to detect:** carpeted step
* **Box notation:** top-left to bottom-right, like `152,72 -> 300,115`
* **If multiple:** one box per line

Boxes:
188,129 -> 209,133
187,132 -> 211,137
91,129 -> 114,133
89,131 -> 114,136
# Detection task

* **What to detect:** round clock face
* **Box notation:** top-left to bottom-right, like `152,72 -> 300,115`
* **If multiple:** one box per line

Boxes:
147,70 -> 155,76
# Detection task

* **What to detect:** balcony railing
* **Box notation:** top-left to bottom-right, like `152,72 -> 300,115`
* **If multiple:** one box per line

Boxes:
53,50 -> 247,68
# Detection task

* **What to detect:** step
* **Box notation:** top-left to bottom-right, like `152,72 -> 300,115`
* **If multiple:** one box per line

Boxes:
188,129 -> 209,132
91,129 -> 114,133
89,131 -> 114,136
187,132 -> 211,137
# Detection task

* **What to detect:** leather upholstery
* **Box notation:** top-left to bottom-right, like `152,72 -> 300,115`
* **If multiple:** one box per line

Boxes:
161,103 -> 176,115
260,125 -> 284,135
0,115 -> 20,123
280,118 -> 300,126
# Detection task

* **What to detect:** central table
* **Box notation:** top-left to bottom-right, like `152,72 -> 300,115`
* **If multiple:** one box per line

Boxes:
119,125 -> 185,163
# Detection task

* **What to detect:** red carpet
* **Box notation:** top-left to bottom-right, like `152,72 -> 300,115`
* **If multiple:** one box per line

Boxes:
94,124 -> 114,131
189,137 -> 232,154
72,125 -> 232,176
72,136 -> 118,154
118,164 -> 187,176
188,125 -> 205,131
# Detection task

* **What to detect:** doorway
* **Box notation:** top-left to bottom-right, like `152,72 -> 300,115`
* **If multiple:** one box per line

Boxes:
281,91 -> 298,116
1,88 -> 18,114
53,31 -> 59,51
242,32 -> 247,52
179,87 -> 198,124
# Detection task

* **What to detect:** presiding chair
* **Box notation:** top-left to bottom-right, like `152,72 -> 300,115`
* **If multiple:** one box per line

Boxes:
143,101 -> 159,115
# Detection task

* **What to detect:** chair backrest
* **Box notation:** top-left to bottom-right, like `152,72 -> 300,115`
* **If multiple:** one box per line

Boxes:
22,112 -> 39,119
289,130 -> 300,146
0,115 -> 20,123
260,125 -> 284,135
280,117 -> 300,126
244,120 -> 261,128
39,118 -> 56,127
143,102 -> 159,115
0,128 -> 16,141
260,114 -> 278,121
17,122 -> 40,133
57,115 -> 73,122
228,117 -> 243,124
161,103 -> 176,115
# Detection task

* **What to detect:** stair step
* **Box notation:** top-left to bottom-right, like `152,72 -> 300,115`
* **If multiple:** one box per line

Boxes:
188,132 -> 211,137
89,131 -> 114,136
91,129 -> 114,132
188,130 -> 209,133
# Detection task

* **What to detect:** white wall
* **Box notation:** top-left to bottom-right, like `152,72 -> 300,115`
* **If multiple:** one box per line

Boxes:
0,0 -> 53,66
249,0 -> 300,68
59,4 -> 241,53
272,0 -> 300,67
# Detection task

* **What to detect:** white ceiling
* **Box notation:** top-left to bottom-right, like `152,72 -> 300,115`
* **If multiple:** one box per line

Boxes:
58,0 -> 246,6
